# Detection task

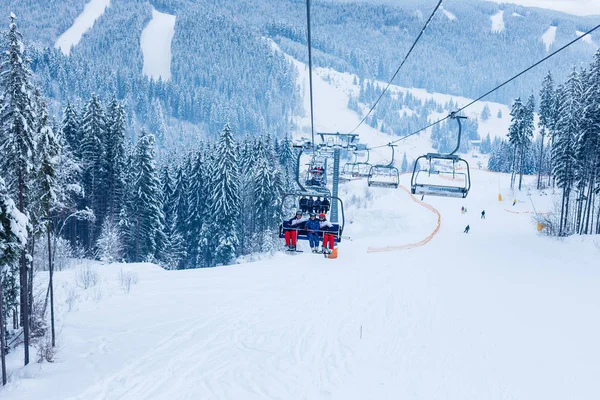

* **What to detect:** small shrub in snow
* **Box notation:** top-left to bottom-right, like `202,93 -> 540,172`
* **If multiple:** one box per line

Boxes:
91,282 -> 103,302
36,339 -> 56,363
76,264 -> 98,289
65,285 -> 79,312
95,218 -> 124,263
119,269 -> 139,293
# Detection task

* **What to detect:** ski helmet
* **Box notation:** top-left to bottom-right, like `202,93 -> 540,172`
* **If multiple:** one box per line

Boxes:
296,210 -> 303,216
309,212 -> 316,217
319,213 -> 326,219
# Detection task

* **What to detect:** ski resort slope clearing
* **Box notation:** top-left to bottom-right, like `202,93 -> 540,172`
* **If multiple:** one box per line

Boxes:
141,7 -> 176,82
483,0 -> 600,16
3,170 -> 600,400
55,0 -> 111,56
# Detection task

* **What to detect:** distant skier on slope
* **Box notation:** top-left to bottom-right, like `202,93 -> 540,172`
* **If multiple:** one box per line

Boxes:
481,210 -> 486,219
464,225 -> 470,233
305,213 -> 321,253
513,199 -> 517,206
284,210 -> 308,250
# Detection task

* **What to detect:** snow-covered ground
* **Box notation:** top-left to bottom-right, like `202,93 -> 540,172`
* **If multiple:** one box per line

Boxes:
271,39 -> 512,167
577,30 -> 596,46
4,170 -> 600,399
140,7 -> 177,81
441,6 -> 457,21
490,10 -> 505,33
541,26 -> 557,51
484,0 -> 600,17
55,0 -> 110,56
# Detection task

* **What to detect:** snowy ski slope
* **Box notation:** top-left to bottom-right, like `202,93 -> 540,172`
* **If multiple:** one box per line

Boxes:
141,7 -> 176,82
4,171 -> 600,399
55,0 -> 111,56
4,34 -> 599,400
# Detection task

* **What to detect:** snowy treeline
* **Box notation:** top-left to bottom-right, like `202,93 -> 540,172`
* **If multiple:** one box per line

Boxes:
0,14 -> 65,377
267,0 -> 599,104
9,1 -> 300,146
489,49 -> 600,236
0,15 -> 298,378
7,0 -> 598,142
59,99 -> 295,268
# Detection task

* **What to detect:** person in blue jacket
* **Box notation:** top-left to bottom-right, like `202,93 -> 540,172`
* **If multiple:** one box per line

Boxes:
305,212 -> 321,252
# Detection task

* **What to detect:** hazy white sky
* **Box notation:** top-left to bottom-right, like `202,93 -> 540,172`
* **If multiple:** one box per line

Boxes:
484,0 -> 600,16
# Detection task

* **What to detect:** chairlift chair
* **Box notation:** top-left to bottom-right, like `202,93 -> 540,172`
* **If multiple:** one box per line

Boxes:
367,144 -> 400,188
341,149 -> 372,181
279,192 -> 345,243
410,113 -> 471,198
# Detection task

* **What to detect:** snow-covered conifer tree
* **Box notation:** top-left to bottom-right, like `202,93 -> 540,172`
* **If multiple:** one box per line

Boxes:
80,94 -> 107,248
211,124 -> 241,266
0,13 -> 36,365
0,176 -> 28,384
129,130 -> 165,262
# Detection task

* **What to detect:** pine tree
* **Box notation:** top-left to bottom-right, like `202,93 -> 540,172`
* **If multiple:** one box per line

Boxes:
36,96 -> 60,348
172,159 -> 191,266
576,52 -> 600,234
159,165 -> 186,269
0,176 -> 28,385
401,152 -> 408,173
61,102 -> 82,159
481,104 -> 491,121
480,133 -> 492,154
0,14 -> 36,365
80,94 -> 107,249
211,124 -> 241,266
129,130 -> 165,262
538,72 -> 555,189
104,96 -> 127,223
553,71 -> 582,235
95,218 -> 123,263
186,151 -> 209,267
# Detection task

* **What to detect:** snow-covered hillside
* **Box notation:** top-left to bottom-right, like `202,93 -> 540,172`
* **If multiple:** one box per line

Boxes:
490,10 -> 505,33
4,171 -> 600,399
273,40 -> 513,166
541,26 -> 557,51
140,7 -> 176,81
55,0 -> 111,56
577,30 -> 596,46
484,0 -> 600,16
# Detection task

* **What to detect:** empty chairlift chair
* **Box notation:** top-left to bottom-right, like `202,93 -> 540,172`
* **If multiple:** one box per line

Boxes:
367,144 -> 400,188
341,149 -> 371,181
411,113 -> 471,198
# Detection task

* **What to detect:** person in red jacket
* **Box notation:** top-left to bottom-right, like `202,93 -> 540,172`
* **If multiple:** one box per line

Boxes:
285,210 -> 307,250
319,213 -> 335,253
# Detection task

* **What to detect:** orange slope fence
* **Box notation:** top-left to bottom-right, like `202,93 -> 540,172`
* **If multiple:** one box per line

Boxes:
367,185 -> 442,253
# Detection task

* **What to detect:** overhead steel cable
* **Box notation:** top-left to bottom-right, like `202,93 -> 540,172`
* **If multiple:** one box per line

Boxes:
306,0 -> 316,149
348,0 -> 444,135
366,22 -> 600,151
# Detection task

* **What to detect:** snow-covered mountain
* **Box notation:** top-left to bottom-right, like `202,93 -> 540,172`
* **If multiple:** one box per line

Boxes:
4,0 -> 599,142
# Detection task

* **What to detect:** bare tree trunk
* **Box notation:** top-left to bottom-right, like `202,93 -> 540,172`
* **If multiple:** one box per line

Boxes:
18,169 -> 29,365
518,147 -> 524,191
584,173 -> 595,234
537,133 -> 545,190
1,274 -> 7,385
28,236 -> 35,319
559,190 -> 567,235
510,145 -> 518,189
47,222 -> 55,347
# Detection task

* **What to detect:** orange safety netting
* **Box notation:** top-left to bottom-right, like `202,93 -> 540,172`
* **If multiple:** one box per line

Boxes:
367,185 -> 441,253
